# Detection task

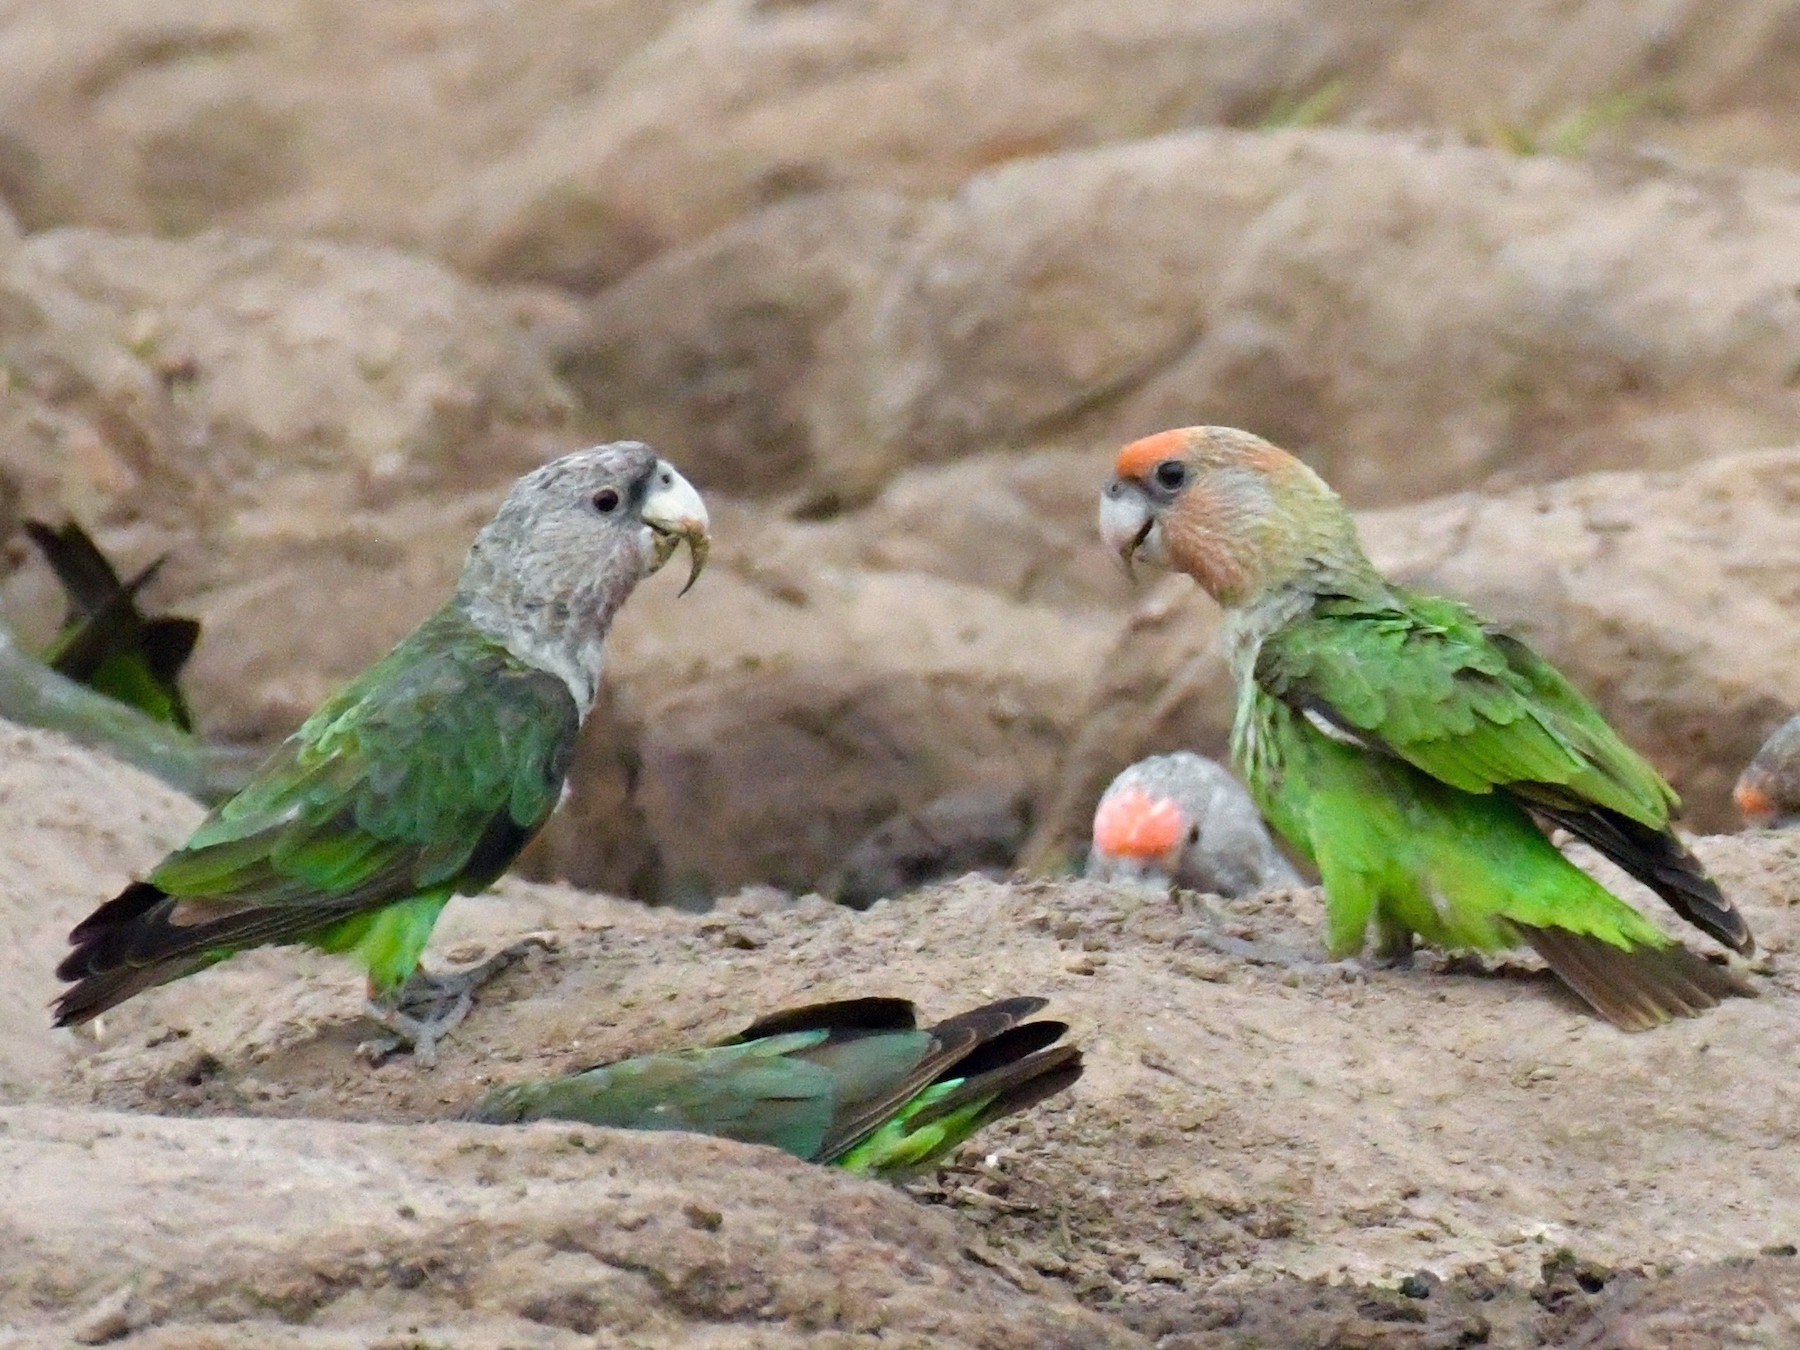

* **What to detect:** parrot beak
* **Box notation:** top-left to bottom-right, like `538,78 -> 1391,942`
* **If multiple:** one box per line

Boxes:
1098,479 -> 1156,578
641,462 -> 711,596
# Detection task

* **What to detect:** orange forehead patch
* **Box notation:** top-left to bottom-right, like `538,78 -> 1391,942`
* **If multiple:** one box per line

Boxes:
1114,428 -> 1198,482
1734,777 -> 1774,822
1092,786 -> 1184,858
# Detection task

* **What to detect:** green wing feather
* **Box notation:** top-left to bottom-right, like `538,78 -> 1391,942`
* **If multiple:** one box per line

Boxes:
1252,590 -> 1751,956
26,519 -> 199,730
160,606 -> 576,904
1256,593 -> 1673,823
54,604 -> 578,1021
467,998 -> 1084,1177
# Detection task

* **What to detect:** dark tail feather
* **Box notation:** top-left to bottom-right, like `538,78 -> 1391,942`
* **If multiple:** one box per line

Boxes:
55,878 -> 343,1027
138,617 -> 202,684
40,559 -> 161,684
55,881 -> 180,1026
815,997 -> 1051,1163
907,1040 -> 1084,1134
52,958 -> 205,1027
731,997 -> 921,1042
1535,804 -> 1755,955
24,519 -> 129,616
1510,922 -> 1756,1032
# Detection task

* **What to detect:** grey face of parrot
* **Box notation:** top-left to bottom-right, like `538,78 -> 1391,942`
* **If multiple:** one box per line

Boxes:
1737,713 -> 1800,829
457,441 -> 711,712
1086,751 -> 1301,899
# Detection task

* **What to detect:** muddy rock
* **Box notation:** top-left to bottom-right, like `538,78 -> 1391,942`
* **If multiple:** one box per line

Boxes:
0,722 -> 200,1095
559,127 -> 1800,512
559,189 -> 921,502
0,0 -> 691,247
848,130 -> 1800,507
1028,448 -> 1800,869
606,563 -> 1109,897
700,446 -> 1135,612
1564,1252 -> 1800,1348
825,785 -> 1034,909
0,227 -> 574,737
428,0 -> 1409,290
4,1 -> 1800,290
0,1104 -> 1132,1349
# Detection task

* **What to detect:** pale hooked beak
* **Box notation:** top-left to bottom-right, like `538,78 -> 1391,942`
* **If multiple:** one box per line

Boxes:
640,461 -> 711,595
1098,479 -> 1157,578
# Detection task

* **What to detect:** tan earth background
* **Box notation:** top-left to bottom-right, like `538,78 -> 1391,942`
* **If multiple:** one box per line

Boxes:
2,1 -> 1800,1345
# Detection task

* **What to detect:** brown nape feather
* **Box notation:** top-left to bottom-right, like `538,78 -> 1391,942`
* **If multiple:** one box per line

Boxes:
1530,802 -> 1755,954
1508,923 -> 1756,1032
814,997 -> 1051,1163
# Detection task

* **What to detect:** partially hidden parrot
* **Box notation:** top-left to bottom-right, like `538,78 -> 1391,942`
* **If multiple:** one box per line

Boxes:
469,995 -> 1082,1177
1086,751 -> 1302,897
25,519 -> 201,730
1735,713 -> 1800,829
54,442 -> 709,1063
1099,425 -> 1753,1030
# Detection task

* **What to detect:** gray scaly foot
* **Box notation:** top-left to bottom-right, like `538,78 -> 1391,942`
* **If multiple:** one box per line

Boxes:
359,933 -> 557,1066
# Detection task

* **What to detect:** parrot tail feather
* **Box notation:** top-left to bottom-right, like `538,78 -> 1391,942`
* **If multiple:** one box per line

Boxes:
1534,803 -> 1754,955
55,880 -> 356,1026
51,959 -> 207,1027
731,997 -> 922,1041
815,997 -> 1056,1163
1510,922 -> 1756,1032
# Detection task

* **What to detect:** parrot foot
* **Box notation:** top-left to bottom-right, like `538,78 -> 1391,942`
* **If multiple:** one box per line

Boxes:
359,934 -> 557,1067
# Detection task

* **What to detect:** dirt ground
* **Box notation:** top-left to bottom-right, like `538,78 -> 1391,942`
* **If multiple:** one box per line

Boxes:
5,725 -> 1798,1347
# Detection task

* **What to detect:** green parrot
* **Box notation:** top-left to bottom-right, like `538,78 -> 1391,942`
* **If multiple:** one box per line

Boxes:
54,442 -> 709,1063
469,996 -> 1083,1176
1098,425 -> 1753,1030
25,519 -> 201,730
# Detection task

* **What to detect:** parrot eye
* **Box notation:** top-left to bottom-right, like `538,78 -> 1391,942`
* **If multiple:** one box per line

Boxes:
591,488 -> 621,514
1154,460 -> 1188,492
1187,825 -> 1200,845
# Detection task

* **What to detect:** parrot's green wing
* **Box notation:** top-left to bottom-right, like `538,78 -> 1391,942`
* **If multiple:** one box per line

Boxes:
468,997 -> 1084,1178
54,605 -> 578,1023
26,519 -> 199,729
1257,592 -> 1750,952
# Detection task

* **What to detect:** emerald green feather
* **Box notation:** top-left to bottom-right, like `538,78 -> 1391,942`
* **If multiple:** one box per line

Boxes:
57,604 -> 578,1011
1234,587 -> 1750,1024
468,998 -> 1083,1178
1254,593 -> 1676,827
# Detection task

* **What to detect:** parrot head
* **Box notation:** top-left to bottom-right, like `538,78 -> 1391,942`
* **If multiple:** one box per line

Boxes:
1084,750 -> 1299,896
1098,426 -> 1363,607
456,441 -> 711,709
1735,713 -> 1800,829
464,441 -> 710,603
1088,779 -> 1189,884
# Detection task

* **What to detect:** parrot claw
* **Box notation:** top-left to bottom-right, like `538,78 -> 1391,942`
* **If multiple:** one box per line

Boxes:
360,997 -> 469,1068
358,935 -> 555,1067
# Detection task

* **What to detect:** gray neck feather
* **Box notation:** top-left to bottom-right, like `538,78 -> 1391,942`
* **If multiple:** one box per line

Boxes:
453,539 -> 642,717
